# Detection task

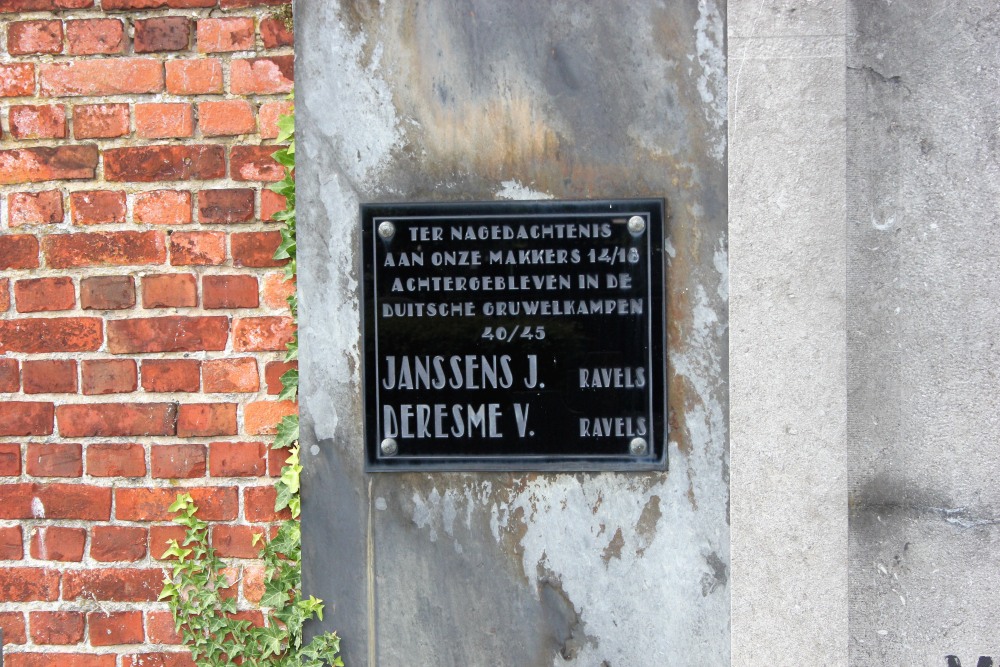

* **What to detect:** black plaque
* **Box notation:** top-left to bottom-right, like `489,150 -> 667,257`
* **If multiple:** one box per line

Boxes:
361,199 -> 666,471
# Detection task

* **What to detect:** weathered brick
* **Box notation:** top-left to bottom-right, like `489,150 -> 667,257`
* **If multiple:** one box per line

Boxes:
57,403 -> 178,437
122,654 -> 196,667
134,16 -> 191,53
7,191 -> 63,226
25,443 -> 81,477
202,357 -> 259,392
70,190 -> 126,225
203,274 -> 258,309
0,611 -> 26,643
258,100 -> 292,140
9,104 -> 67,139
14,277 -> 75,313
234,316 -> 294,351
224,0 -> 289,13
209,441 -> 266,477
73,103 -> 130,139
141,359 -> 200,392
28,611 -> 84,643
116,486 -> 237,521
7,654 -> 115,667
197,17 -> 254,52
198,188 -> 254,223
0,235 -> 39,269
134,190 -> 192,225
40,59 -> 163,96
63,568 -> 165,602
244,399 -> 295,435
108,316 -> 228,353
0,145 -> 98,184
29,526 -> 86,560
211,524 -> 261,557
105,145 -> 225,182
0,526 -> 23,559
170,230 -> 226,265
0,0 -> 92,9
0,483 -> 111,520
230,55 -> 292,94
81,275 -> 135,310
136,102 -> 194,139
0,402 -> 54,436
262,271 -> 294,309
22,359 -> 77,394
198,99 -> 255,137
264,360 -> 295,395
150,443 -> 205,478
81,358 -> 138,394
0,279 -> 8,313
260,188 -> 286,221
0,318 -> 102,354
103,0 -> 214,9
66,18 -> 125,55
230,145 -> 286,182
141,273 -> 197,308
0,442 -> 21,474
90,525 -> 147,562
231,230 -> 284,267
0,63 -> 34,97
177,402 -> 237,437
259,17 -> 293,48
244,485 -> 291,522
89,610 -> 144,645
0,568 -> 59,602
7,20 -> 62,55
242,562 -> 265,603
146,611 -> 182,644
165,58 -> 222,94
43,230 -> 166,268
149,525 -> 186,559
86,443 -> 146,477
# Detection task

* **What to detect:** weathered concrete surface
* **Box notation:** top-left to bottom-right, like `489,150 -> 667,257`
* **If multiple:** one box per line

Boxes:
296,1 -> 729,665
847,2 -> 1000,663
729,1 -> 848,664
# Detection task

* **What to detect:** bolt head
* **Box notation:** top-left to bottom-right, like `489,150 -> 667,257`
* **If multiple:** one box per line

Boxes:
627,215 -> 646,234
629,437 -> 647,456
380,438 -> 398,456
378,221 -> 396,239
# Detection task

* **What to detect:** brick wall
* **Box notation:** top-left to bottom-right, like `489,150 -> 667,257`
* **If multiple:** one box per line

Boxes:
0,1 -> 294,664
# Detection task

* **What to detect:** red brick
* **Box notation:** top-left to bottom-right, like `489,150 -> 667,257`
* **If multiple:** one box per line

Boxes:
146,611 -> 182,644
242,562 -> 265,602
82,358 -> 138,394
203,274 -> 258,309
73,103 -> 130,139
258,100 -> 292,139
0,568 -> 59,602
203,357 -> 259,392
197,17 -> 254,52
134,190 -> 192,225
63,568 -> 165,602
116,486 -> 237,521
105,145 -> 224,182
141,273 -> 197,308
122,654 -> 196,667
177,402 -> 237,437
150,443 -> 205,478
90,526 -> 147,562
149,524 -> 185,559
260,188 -> 286,221
0,611 -> 26,643
0,483 -> 110,520
136,103 -> 194,139
0,279 -> 8,312
57,403 -> 178,437
0,526 -> 23,559
26,443 -> 82,477
0,145 -> 98,185
107,316 -> 228,353
0,63 -> 34,97
244,485 -> 291,522
81,275 -> 134,310
8,655 -> 114,667
28,611 -> 84,643
231,55 -> 293,94
70,190 -> 126,225
89,610 -> 144,645
86,442 -> 146,477
222,0 -> 288,7
0,318 -> 101,354
0,0 -> 92,9
209,440 -> 266,476
29,526 -> 85,561
66,18 -> 125,55
43,230 -> 166,268
0,402 -> 53,436
198,99 -> 255,137
7,191 -> 63,226
141,359 -> 200,392
230,145 -> 286,182
134,16 -> 191,53
39,59 -> 163,96
165,58 -> 222,94
259,17 -> 293,48
9,104 -> 66,139
234,316 -> 294,351
103,0 -> 214,8
0,442 -> 20,474
211,524 -> 261,558
244,399 -> 295,435
232,230 -> 284,267
7,20 -> 62,55
0,235 -> 39,269
22,359 -> 76,394
170,230 -> 226,265
198,187 -> 254,223
14,277 -> 75,313
262,271 -> 294,309
264,360 -> 295,395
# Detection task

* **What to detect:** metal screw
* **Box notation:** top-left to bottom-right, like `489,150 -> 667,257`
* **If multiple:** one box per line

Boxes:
627,215 -> 646,235
629,437 -> 647,456
378,221 -> 396,239
380,438 -> 398,456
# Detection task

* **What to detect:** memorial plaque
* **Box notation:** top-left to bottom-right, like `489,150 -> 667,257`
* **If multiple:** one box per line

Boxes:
361,199 -> 667,471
